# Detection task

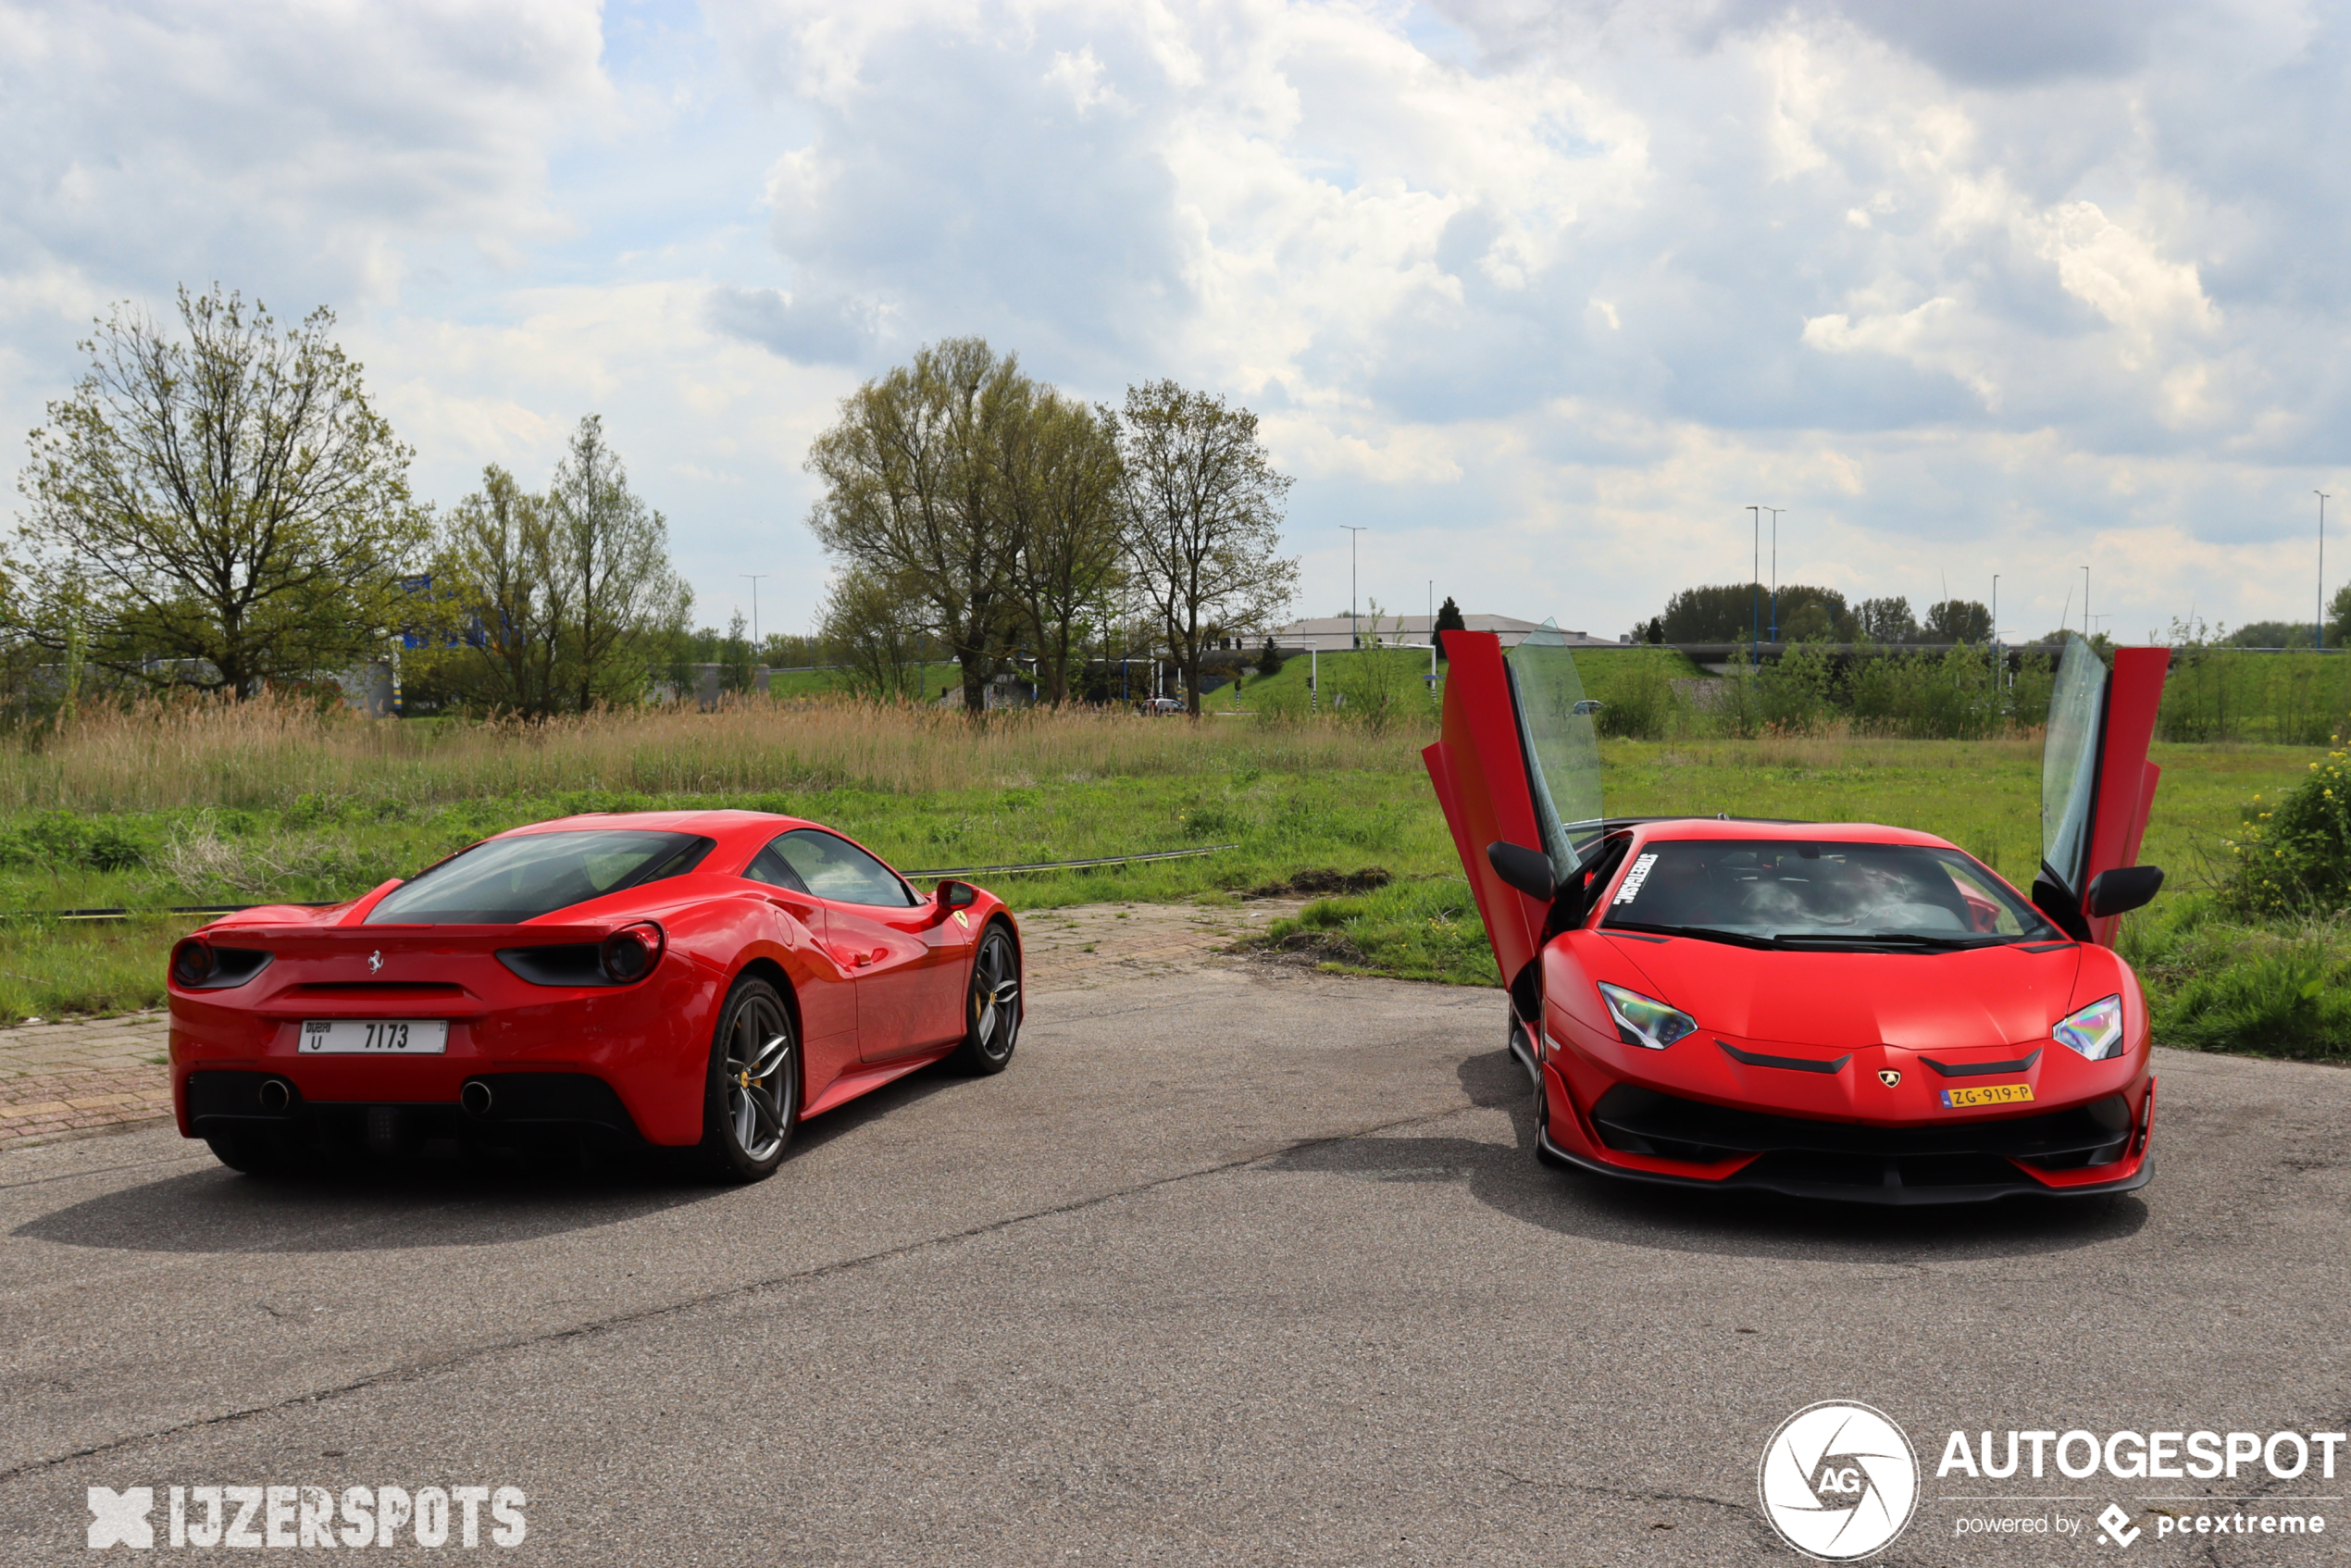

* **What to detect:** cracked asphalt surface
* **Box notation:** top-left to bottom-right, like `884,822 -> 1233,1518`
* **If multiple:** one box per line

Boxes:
3,957 -> 2349,1564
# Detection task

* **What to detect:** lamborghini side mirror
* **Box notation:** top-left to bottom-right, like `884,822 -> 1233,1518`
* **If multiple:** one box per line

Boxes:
2084,865 -> 2164,919
936,880 -> 979,910
1486,841 -> 1556,902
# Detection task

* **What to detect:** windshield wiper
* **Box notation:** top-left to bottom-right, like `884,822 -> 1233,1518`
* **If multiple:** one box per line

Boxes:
1767,931 -> 2008,951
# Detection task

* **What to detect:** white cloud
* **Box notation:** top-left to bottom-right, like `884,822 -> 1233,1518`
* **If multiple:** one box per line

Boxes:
4,0 -> 2351,644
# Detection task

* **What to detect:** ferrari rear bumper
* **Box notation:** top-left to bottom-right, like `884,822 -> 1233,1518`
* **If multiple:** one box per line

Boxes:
184,1069 -> 646,1156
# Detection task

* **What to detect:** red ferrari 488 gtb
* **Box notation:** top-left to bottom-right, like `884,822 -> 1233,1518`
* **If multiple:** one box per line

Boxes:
1427,629 -> 2167,1204
167,813 -> 1022,1181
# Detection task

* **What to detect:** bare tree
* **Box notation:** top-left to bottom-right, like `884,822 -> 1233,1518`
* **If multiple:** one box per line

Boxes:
547,416 -> 691,709
804,338 -> 1026,714
1116,380 -> 1298,716
1001,392 -> 1125,705
15,284 -> 429,696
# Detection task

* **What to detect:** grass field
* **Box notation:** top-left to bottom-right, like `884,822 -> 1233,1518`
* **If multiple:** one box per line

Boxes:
0,693 -> 2332,1059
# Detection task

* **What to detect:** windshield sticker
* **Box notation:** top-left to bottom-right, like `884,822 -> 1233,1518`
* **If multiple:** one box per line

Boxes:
1613,852 -> 1660,904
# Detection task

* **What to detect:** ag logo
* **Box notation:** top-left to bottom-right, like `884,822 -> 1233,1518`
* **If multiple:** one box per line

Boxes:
1877,1069 -> 1901,1088
1758,1400 -> 1918,1560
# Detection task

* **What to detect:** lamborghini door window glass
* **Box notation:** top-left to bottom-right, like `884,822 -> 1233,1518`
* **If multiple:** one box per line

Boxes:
743,838 -> 812,893
1504,626 -> 1604,880
2042,633 -> 2106,896
768,829 -> 916,907
368,830 -> 714,925
1602,840 -> 2057,946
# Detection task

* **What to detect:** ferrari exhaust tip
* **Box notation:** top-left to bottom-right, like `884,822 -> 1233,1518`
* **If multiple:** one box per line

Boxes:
256,1078 -> 292,1114
460,1079 -> 493,1117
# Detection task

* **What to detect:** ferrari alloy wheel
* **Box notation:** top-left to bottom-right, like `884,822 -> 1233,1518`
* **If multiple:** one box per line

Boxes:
949,923 -> 1022,1075
700,977 -> 799,1182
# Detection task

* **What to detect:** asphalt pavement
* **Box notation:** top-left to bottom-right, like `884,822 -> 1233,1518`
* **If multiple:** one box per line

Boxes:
2,955 -> 2347,1565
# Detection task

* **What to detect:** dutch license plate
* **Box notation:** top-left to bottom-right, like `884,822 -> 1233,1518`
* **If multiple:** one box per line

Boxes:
299,1019 -> 449,1055
1939,1082 -> 2033,1109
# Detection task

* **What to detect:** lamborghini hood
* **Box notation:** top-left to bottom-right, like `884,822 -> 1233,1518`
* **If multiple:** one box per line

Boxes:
1601,934 -> 2086,1052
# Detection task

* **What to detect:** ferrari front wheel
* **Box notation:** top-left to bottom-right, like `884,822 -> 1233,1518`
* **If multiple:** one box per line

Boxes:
699,976 -> 800,1183
948,922 -> 1022,1075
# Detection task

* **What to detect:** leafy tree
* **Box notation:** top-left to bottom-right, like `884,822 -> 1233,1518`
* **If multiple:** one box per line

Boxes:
15,284 -> 429,696
1256,635 -> 1285,678
1116,380 -> 1299,717
1923,597 -> 1993,643
1660,582 -> 1847,642
1855,595 -> 1919,644
429,465 -> 564,716
819,563 -> 931,701
1433,593 -> 1465,660
1001,391 -> 1125,705
549,417 -> 691,710
2232,619 -> 2319,649
805,338 -> 1028,715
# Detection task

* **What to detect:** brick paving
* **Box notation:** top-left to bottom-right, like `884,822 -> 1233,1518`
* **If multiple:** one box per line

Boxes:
0,1013 -> 171,1152
0,899 -> 1308,1153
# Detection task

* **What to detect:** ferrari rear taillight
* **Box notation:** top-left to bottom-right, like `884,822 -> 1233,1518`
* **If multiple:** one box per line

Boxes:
600,923 -> 665,984
169,939 -> 213,987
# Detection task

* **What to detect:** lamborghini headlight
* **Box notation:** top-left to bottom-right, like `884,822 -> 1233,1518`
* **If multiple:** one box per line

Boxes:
1598,982 -> 1697,1051
2053,993 -> 2126,1062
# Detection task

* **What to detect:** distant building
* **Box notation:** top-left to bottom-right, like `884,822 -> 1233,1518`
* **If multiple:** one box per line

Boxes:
1268,614 -> 1623,652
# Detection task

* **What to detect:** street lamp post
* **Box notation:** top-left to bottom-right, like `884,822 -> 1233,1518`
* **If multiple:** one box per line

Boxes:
2319,491 -> 2332,651
740,575 -> 766,647
1762,506 -> 1785,643
1342,527 -> 1368,650
2082,565 -> 2091,641
1747,506 -> 1760,668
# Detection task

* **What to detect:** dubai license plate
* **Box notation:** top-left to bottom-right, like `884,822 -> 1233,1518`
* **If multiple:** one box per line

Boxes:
1939,1082 -> 2033,1109
299,1019 -> 449,1055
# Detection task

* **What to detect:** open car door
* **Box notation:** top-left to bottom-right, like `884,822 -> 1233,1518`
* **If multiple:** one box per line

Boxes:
1422,627 -> 1604,999
2034,635 -> 2169,947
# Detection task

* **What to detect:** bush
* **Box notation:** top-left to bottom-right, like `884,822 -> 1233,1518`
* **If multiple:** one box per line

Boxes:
2122,898 -> 2351,1061
2224,744 -> 2351,915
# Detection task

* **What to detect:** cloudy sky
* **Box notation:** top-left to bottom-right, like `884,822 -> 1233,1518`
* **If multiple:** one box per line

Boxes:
4,0 -> 2347,645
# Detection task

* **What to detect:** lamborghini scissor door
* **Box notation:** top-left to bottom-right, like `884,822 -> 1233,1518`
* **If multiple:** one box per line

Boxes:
1422,626 -> 1603,987
2035,634 -> 2168,946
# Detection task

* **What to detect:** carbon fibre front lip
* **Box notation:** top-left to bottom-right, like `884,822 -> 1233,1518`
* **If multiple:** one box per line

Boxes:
1533,1123 -> 2152,1206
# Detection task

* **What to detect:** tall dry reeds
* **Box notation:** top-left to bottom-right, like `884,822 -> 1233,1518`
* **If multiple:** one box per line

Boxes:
0,693 -> 1431,814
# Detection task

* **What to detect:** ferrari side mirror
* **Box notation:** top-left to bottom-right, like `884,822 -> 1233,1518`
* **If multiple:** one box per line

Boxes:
1486,841 -> 1556,902
936,880 -> 979,910
2084,865 -> 2164,919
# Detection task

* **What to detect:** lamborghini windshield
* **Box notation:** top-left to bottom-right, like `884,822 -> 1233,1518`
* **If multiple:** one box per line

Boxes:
1601,839 -> 2059,949
367,830 -> 714,925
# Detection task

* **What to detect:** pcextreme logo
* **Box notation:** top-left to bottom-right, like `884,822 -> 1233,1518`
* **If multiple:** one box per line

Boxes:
1758,1401 -> 1921,1561
87,1485 -> 526,1549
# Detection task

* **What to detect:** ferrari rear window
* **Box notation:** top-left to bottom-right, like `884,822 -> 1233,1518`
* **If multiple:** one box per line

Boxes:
366,830 -> 714,925
1601,839 -> 2057,947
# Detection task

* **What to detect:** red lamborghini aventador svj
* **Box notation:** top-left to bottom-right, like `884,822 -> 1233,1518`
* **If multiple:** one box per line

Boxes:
1426,629 -> 2166,1204
167,813 -> 1022,1181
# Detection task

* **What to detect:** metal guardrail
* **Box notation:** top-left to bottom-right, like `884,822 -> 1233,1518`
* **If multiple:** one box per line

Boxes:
0,844 -> 1245,922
